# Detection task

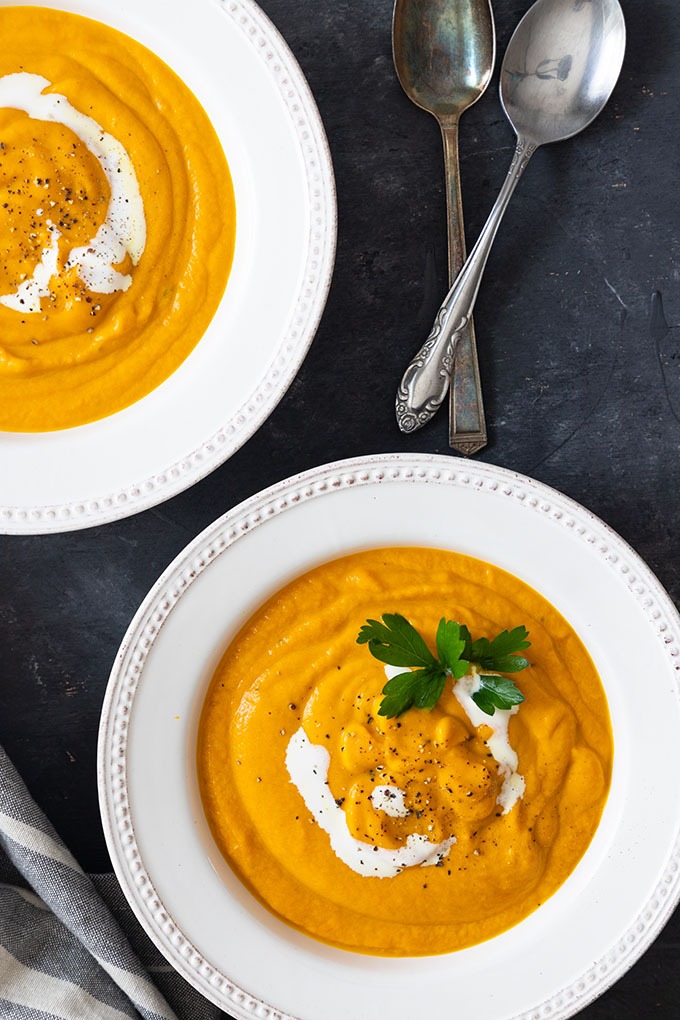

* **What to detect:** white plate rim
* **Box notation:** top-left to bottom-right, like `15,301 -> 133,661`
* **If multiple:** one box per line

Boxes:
98,452 -> 680,1020
0,0 -> 336,535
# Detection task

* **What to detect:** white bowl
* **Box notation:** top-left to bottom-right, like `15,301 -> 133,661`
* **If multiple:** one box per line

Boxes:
0,0 -> 335,533
98,453 -> 680,1020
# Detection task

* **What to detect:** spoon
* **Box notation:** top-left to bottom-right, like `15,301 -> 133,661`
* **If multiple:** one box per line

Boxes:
393,0 -> 495,455
396,0 -> 626,435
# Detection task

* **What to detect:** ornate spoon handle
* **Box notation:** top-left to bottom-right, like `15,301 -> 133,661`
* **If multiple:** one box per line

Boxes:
396,136 -> 537,434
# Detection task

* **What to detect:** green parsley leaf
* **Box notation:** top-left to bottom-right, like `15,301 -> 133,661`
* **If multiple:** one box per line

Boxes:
412,668 -> 447,710
469,683 -> 498,716
472,674 -> 526,716
378,667 -> 445,717
471,626 -> 530,672
357,613 -> 531,719
357,613 -> 437,668
435,618 -> 470,679
490,626 -> 531,657
458,623 -> 473,661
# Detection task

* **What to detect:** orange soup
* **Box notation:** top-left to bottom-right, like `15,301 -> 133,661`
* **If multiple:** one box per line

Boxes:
0,7 -> 235,431
198,548 -> 613,956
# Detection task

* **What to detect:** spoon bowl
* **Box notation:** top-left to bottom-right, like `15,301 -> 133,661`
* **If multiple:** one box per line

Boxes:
501,0 -> 627,144
396,0 -> 626,435
393,0 -> 494,117
393,0 -> 495,455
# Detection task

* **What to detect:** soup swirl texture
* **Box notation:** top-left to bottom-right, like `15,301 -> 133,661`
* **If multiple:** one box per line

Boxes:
0,7 -> 235,431
198,548 -> 613,956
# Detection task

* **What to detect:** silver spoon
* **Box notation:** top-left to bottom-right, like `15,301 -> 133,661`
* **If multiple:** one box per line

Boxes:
392,0 -> 495,456
396,0 -> 626,435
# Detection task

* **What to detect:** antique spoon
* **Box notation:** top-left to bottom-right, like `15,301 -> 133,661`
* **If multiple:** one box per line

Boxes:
393,0 -> 495,455
396,0 -> 626,434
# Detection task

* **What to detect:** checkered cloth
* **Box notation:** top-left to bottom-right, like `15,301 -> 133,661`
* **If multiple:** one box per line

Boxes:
0,744 -> 225,1020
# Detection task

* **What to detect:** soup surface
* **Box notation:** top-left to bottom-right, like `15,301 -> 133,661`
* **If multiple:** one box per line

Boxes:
197,548 -> 613,956
0,6 -> 235,431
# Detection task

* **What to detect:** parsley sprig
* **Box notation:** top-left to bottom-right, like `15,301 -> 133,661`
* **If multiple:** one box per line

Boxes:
357,614 -> 530,718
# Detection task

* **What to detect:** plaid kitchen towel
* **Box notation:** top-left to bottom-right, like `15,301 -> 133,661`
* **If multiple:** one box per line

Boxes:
0,744 -> 224,1020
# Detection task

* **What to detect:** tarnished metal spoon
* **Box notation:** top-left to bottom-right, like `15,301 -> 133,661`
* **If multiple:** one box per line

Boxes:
396,0 -> 626,435
393,0 -> 495,455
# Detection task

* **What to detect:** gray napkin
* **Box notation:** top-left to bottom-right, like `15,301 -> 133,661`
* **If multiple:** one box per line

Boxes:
0,743 -> 226,1020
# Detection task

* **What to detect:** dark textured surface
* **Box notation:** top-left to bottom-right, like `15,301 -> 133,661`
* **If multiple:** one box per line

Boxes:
1,0 -> 680,1016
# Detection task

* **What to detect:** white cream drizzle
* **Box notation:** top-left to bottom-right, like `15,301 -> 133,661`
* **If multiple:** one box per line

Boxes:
2,221 -> 60,314
383,663 -> 525,815
0,72 -> 146,313
370,784 -> 410,819
285,663 -> 525,879
453,668 -> 526,814
285,729 -> 455,878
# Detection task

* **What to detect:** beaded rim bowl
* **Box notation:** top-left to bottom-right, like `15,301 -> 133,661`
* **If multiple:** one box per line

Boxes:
0,0 -> 336,534
99,453 -> 680,1020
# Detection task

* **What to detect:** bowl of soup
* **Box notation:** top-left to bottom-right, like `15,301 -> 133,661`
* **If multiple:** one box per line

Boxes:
99,453 -> 680,1020
0,0 -> 335,532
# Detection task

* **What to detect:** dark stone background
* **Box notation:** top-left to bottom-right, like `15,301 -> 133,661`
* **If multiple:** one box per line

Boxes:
1,0 -> 679,1016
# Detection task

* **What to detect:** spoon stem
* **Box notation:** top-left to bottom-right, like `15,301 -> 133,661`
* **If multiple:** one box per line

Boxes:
441,119 -> 487,456
441,119 -> 465,282
396,135 -> 537,434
